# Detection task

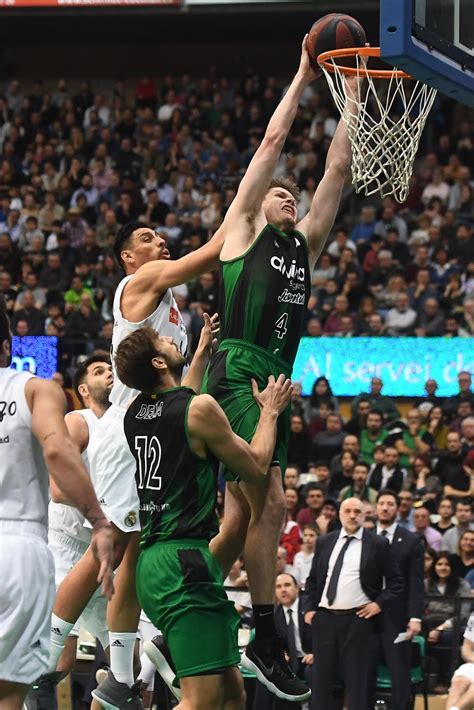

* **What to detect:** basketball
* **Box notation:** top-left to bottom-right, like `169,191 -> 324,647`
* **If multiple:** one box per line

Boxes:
307,13 -> 367,70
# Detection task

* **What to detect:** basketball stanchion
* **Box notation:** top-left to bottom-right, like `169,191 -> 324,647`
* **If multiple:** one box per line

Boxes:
318,46 -> 438,203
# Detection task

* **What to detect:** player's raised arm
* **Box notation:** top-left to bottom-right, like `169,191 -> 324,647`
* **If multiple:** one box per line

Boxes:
182,312 -> 219,393
114,224 -> 225,321
296,76 -> 357,266
187,375 -> 292,483
220,37 -> 318,248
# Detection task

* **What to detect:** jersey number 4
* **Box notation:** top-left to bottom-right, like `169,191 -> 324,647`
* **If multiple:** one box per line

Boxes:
134,435 -> 162,490
274,312 -> 288,340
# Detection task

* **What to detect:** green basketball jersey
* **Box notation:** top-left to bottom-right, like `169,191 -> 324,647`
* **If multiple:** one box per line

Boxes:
124,387 -> 219,547
219,224 -> 311,367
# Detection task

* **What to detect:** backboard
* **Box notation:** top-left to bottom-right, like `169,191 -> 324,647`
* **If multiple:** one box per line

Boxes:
380,0 -> 473,106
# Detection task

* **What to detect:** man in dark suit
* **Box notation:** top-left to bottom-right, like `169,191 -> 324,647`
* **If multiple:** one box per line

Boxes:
275,574 -> 313,683
253,573 -> 313,710
368,446 -> 406,493
374,489 -> 424,710
301,497 -> 403,710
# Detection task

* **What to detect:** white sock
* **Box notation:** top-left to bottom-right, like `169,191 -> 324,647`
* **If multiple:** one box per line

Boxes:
448,706 -> 460,710
109,632 -> 136,686
48,614 -> 75,672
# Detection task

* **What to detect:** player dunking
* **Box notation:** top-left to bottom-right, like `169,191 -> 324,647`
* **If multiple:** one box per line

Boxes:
114,325 -> 292,710
0,298 -> 114,710
46,223 -> 222,709
202,36 -> 354,700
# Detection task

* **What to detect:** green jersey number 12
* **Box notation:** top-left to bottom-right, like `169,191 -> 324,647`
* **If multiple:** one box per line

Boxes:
134,434 -> 162,490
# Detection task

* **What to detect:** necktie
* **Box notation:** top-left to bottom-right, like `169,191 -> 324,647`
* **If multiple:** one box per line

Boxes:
286,608 -> 300,673
326,535 -> 354,606
380,529 -> 388,537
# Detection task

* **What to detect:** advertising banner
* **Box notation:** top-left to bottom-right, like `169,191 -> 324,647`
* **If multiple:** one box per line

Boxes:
293,337 -> 474,397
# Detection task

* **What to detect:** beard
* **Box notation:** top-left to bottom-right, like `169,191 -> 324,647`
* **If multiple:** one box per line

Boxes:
88,384 -> 112,408
167,351 -> 187,381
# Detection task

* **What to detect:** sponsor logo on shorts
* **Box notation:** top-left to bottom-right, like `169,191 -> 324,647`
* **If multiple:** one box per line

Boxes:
169,306 -> 179,326
124,511 -> 137,527
99,498 -> 106,505
136,402 -> 163,420
31,639 -> 41,649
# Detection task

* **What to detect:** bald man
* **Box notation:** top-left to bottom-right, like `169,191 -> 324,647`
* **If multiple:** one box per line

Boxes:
301,497 -> 403,710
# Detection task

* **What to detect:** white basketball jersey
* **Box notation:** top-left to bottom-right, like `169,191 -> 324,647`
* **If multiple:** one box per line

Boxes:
0,369 -> 48,528
48,408 -> 99,544
110,275 -> 188,409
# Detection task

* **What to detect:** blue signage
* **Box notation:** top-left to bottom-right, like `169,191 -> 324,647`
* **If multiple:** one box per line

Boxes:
10,336 -> 58,379
293,337 -> 474,397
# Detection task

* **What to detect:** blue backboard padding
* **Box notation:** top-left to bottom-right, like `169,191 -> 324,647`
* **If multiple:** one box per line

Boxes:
380,0 -> 474,107
292,337 -> 474,397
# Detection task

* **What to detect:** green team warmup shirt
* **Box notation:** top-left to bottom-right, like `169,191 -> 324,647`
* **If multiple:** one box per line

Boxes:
202,223 -> 311,478
124,387 -> 240,677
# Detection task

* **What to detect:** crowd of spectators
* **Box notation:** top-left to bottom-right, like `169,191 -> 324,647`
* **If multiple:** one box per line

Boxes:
0,75 -> 472,379
273,371 -> 473,693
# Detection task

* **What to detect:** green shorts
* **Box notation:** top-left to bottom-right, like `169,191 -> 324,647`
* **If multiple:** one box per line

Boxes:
136,539 -> 240,678
202,339 -> 292,482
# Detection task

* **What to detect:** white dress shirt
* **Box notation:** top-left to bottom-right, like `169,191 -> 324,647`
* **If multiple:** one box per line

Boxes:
380,466 -> 396,490
376,521 -> 397,544
319,527 -> 371,610
283,598 -> 304,657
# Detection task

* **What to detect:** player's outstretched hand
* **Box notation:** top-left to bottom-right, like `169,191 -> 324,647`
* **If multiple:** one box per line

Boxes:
298,34 -> 320,84
90,525 -> 115,600
197,312 -> 220,355
252,374 -> 293,415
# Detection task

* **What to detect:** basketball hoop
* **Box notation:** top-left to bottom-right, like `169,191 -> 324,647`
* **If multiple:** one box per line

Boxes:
317,46 -> 437,203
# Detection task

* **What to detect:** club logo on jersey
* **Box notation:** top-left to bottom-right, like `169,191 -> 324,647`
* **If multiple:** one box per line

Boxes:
270,255 -> 305,282
124,510 -> 137,527
169,306 -> 179,326
136,401 -> 163,420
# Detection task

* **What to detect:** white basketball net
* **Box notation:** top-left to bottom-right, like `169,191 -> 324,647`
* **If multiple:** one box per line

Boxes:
320,53 -> 437,203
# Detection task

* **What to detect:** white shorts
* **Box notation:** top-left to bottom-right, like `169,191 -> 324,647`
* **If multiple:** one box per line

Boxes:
453,663 -> 474,683
48,530 -> 109,648
0,521 -> 55,684
87,404 -> 140,533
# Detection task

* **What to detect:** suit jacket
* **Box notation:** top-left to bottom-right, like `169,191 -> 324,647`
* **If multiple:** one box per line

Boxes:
301,528 -> 404,615
369,464 -> 404,493
275,603 -> 312,656
382,525 -> 424,631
